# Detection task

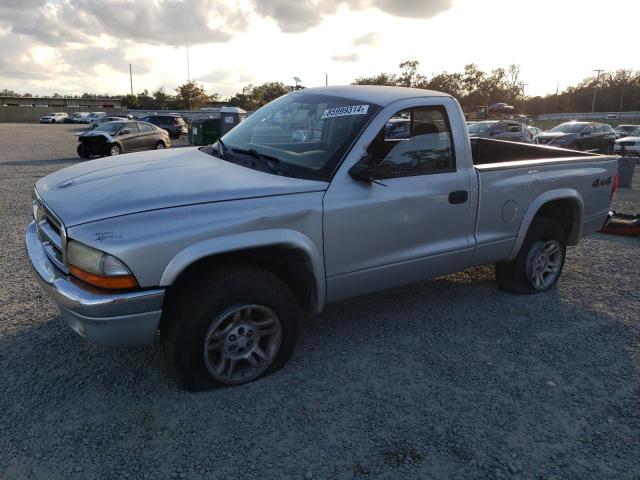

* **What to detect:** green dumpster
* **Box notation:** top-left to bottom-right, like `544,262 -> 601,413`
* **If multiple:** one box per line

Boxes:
189,118 -> 221,146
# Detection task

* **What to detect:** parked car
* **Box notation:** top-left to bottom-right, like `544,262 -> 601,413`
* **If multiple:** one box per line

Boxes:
63,112 -> 88,123
614,124 -> 640,139
468,120 -> 531,142
39,112 -> 68,124
76,121 -> 170,158
27,86 -> 617,390
75,112 -> 107,124
384,117 -> 410,139
140,114 -> 188,139
534,121 -> 615,153
528,126 -> 543,138
487,102 -> 516,115
614,127 -> 640,155
72,113 -> 91,123
88,116 -> 129,130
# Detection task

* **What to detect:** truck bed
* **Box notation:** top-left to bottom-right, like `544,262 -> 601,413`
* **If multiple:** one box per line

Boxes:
470,137 -> 599,168
469,138 -> 618,267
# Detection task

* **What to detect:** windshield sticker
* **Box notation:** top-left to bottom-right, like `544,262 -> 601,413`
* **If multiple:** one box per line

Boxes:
321,105 -> 369,119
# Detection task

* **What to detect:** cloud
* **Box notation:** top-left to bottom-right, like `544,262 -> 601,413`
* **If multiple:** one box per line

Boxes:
332,53 -> 360,62
0,0 -> 243,47
353,32 -> 380,47
251,0 -> 453,33
198,69 -> 254,82
61,46 -> 155,75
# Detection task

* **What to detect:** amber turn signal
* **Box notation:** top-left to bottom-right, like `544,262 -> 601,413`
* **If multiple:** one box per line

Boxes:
69,265 -> 138,290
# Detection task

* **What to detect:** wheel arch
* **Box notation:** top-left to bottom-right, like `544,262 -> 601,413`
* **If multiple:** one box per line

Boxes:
159,229 -> 326,314
506,189 -> 584,261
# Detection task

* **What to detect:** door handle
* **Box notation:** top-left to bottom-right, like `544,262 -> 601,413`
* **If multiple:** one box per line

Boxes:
448,190 -> 468,204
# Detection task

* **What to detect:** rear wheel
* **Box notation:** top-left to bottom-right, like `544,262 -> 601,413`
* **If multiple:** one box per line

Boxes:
161,265 -> 300,390
155,141 -> 166,149
108,143 -> 121,156
495,217 -> 566,294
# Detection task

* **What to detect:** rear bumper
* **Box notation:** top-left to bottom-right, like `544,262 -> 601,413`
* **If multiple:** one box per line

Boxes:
25,222 -> 165,346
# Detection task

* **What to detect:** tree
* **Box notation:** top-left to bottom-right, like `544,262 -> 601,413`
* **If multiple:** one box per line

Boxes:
397,60 -> 425,87
175,81 -> 209,110
0,89 -> 18,96
228,82 -> 291,110
152,87 -> 171,109
352,72 -> 397,86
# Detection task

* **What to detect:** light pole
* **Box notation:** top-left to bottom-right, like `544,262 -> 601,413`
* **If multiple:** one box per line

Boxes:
129,64 -> 133,96
325,72 -> 328,86
591,69 -> 604,113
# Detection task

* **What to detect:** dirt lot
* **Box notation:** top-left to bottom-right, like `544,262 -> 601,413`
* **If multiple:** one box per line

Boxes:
1,123 -> 639,480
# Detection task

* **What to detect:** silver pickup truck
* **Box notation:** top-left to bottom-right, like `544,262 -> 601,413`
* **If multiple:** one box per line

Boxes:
26,86 -> 618,390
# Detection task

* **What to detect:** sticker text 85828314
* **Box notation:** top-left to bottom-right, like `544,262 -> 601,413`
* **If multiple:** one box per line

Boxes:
321,105 -> 370,119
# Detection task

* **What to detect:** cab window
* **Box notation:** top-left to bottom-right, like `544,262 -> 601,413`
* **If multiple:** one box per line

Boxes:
367,106 -> 455,178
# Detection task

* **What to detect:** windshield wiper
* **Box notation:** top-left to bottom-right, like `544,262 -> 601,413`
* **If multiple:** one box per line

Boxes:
216,138 -> 227,158
232,147 -> 282,175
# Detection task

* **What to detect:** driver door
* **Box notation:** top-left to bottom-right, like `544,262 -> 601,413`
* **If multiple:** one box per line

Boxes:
323,104 -> 475,302
118,122 -> 140,152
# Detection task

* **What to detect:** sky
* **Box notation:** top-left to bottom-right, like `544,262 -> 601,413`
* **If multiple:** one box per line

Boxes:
0,0 -> 638,98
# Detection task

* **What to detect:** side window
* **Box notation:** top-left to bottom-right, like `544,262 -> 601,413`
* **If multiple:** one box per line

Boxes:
582,125 -> 594,135
367,106 -> 455,178
126,122 -> 139,133
492,123 -> 506,133
507,123 -> 521,133
139,122 -> 154,133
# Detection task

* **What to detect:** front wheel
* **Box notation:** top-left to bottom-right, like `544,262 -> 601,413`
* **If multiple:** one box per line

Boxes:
108,143 -> 121,156
77,143 -> 91,159
161,265 -> 300,390
495,217 -> 566,294
155,141 -> 166,150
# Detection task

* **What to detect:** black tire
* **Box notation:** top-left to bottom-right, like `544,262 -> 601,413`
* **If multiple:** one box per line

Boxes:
77,143 -> 91,159
161,265 -> 300,390
155,140 -> 166,150
495,217 -> 566,294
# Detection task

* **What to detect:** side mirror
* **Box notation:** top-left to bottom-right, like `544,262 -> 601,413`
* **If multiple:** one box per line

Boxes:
120,129 -> 130,135
348,156 -> 387,187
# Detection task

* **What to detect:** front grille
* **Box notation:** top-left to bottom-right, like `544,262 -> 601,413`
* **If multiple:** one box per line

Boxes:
33,192 -> 68,273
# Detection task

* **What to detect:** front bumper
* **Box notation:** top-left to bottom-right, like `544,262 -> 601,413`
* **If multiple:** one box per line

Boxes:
25,222 -> 165,346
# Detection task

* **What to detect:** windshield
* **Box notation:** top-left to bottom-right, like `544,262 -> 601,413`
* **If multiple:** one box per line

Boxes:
549,123 -> 585,133
220,92 -> 380,180
468,122 -> 496,134
616,125 -> 638,132
93,122 -> 125,134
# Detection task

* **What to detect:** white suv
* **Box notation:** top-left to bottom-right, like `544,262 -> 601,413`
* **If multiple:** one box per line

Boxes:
39,112 -> 69,124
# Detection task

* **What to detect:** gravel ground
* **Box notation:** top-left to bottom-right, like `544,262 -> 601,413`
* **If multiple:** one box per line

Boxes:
1,124 -> 639,480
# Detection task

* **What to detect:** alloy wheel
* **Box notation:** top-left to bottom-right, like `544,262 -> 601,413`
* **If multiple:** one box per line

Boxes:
527,240 -> 563,291
203,305 -> 282,384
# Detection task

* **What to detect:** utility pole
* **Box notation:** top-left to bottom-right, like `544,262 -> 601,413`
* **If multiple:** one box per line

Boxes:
325,72 -> 328,86
591,69 -> 604,113
619,86 -> 625,112
186,46 -> 190,82
129,64 -> 133,96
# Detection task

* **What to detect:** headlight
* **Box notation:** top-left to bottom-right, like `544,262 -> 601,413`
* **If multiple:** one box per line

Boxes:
67,240 -> 138,289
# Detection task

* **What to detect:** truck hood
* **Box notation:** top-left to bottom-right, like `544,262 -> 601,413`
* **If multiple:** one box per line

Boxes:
36,147 -> 328,227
